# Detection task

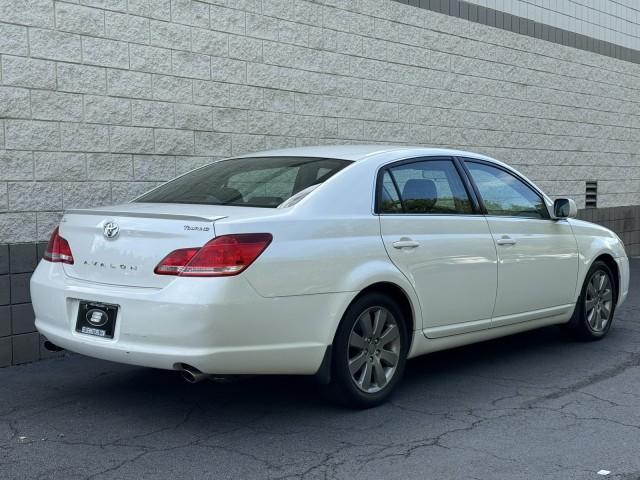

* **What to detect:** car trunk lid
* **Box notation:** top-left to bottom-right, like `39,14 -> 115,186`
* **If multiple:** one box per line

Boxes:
58,203 -> 268,288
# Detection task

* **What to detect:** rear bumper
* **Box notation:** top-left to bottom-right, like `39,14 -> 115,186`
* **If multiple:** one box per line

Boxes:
31,262 -> 355,375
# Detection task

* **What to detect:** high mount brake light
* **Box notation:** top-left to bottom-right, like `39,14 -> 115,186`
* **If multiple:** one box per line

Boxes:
43,227 -> 74,264
154,233 -> 272,277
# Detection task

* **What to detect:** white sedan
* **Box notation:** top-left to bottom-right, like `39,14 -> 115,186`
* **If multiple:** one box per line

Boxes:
31,146 -> 630,407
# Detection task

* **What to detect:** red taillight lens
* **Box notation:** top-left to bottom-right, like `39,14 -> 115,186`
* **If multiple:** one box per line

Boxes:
43,227 -> 74,264
154,234 -> 272,277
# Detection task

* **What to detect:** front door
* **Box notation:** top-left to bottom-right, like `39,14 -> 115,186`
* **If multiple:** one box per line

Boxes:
378,157 -> 498,337
464,160 -> 579,325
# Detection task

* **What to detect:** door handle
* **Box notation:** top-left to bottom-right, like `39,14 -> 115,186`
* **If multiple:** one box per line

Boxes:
392,239 -> 421,249
496,235 -> 517,246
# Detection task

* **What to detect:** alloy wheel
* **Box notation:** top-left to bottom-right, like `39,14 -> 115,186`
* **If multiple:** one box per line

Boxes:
348,306 -> 401,393
585,270 -> 614,332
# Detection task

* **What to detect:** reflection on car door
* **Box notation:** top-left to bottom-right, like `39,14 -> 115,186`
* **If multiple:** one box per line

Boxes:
377,157 -> 498,338
464,160 -> 579,326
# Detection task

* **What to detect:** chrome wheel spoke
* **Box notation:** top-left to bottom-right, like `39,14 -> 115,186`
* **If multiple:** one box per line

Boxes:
379,324 -> 399,347
379,349 -> 398,366
600,303 -> 611,320
372,309 -> 386,338
349,331 -> 366,349
597,273 -> 607,292
373,358 -> 386,388
359,313 -> 374,338
601,289 -> 613,303
359,361 -> 373,390
349,351 -> 367,375
585,297 -> 597,311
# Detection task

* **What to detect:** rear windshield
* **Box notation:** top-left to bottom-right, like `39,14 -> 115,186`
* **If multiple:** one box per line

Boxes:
135,156 -> 351,208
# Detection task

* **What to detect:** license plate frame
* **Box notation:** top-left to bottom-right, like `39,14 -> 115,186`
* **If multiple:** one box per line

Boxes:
75,301 -> 118,339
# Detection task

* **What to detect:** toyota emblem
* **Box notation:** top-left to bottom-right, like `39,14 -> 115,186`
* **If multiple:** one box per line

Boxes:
103,221 -> 119,239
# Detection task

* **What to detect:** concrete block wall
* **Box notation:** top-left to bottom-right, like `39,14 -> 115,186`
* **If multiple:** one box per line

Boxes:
0,242 -> 64,366
1,0 -> 639,364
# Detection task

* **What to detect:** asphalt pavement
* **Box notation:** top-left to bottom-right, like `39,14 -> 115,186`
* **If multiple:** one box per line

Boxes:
1,259 -> 639,480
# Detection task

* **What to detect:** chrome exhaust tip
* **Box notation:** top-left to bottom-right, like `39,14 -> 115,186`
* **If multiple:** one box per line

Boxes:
43,341 -> 64,352
179,364 -> 209,383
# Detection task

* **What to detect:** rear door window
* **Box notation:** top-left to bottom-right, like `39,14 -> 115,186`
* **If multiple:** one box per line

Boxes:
378,159 -> 473,214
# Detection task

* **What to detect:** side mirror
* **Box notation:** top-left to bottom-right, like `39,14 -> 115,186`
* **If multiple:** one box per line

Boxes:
553,198 -> 577,219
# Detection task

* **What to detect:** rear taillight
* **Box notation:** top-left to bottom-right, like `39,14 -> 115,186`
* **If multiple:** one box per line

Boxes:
43,227 -> 74,264
154,233 -> 272,277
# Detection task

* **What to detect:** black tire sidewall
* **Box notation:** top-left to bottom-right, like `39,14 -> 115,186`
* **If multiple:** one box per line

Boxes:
330,292 -> 409,408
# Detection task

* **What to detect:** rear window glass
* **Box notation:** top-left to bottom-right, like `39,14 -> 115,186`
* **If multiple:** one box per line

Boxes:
135,157 -> 351,208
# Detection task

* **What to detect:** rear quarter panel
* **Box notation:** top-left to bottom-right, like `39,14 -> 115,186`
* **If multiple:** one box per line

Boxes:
212,157 -> 423,331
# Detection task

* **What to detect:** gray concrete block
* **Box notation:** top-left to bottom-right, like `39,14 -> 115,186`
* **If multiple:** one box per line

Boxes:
82,36 -> 130,69
87,154 -> 134,180
150,19 -> 191,50
0,150 -> 34,181
11,303 -> 35,335
130,44 -> 172,74
0,246 -> 8,275
0,276 -> 9,306
60,123 -> 110,153
4,120 -> 60,151
152,74 -> 193,103
84,95 -> 132,125
110,126 -> 155,154
0,337 -> 10,367
57,63 -> 107,95
62,182 -> 112,209
35,152 -> 87,181
171,51 -> 211,79
29,28 -> 81,62
9,243 -> 37,274
0,305 -> 9,337
31,90 -> 83,122
10,273 -> 31,304
131,100 -> 174,128
0,86 -> 31,119
171,0 -> 209,28
0,0 -> 54,28
154,129 -> 195,155
1,56 -> 56,89
105,11 -> 150,43
133,155 -> 176,180
12,332 -> 40,365
55,2 -> 105,36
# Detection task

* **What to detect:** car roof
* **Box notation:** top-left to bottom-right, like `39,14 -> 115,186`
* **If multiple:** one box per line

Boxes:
232,144 -> 498,163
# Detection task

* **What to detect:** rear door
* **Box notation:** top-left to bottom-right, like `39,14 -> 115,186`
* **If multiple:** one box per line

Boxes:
378,157 -> 498,337
463,159 -> 579,325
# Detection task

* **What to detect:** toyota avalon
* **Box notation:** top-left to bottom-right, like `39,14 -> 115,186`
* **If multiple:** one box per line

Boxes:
31,146 -> 630,407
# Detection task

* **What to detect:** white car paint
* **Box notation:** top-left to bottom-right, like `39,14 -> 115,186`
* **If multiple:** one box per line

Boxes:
31,145 -> 630,377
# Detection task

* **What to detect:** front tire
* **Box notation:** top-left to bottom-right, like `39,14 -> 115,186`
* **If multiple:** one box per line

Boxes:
568,260 -> 617,341
325,292 -> 409,408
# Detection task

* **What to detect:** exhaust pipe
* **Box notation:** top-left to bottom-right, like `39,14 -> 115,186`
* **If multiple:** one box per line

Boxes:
43,341 -> 64,352
179,364 -> 209,383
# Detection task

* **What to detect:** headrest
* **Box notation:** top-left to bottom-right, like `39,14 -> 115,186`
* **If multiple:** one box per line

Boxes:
402,179 -> 437,212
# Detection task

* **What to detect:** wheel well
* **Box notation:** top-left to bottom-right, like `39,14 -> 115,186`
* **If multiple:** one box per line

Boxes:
594,254 -> 620,303
351,282 -> 415,346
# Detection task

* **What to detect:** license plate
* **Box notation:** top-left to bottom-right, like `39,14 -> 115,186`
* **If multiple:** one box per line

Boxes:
76,301 -> 118,339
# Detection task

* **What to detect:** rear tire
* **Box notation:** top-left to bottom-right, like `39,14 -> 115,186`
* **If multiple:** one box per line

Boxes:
323,292 -> 409,408
567,260 -> 617,341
